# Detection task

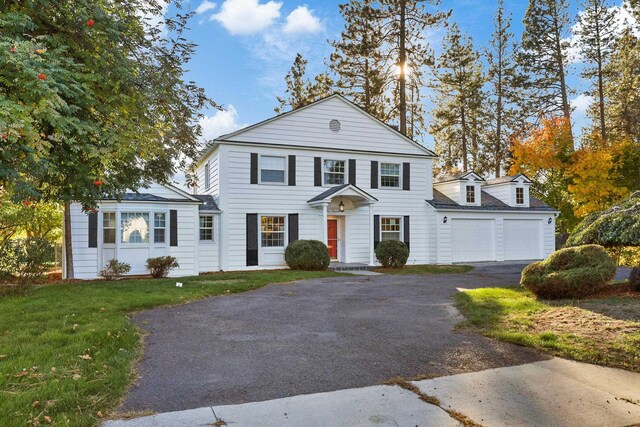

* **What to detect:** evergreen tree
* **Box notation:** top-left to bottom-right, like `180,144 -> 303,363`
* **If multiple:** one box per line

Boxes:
574,0 -> 618,142
603,29 -> 640,142
484,0 -> 525,176
519,0 -> 573,129
430,24 -> 487,173
378,0 -> 449,137
329,0 -> 390,120
275,53 -> 335,113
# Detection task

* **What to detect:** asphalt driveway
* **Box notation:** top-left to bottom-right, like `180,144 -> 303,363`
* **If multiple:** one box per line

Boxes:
120,263 -> 547,413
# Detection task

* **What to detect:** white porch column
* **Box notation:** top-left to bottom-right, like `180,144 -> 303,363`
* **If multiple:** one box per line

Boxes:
369,203 -> 375,265
322,203 -> 329,245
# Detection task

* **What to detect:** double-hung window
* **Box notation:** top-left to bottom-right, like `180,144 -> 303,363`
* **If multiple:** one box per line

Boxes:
261,216 -> 285,247
516,187 -> 524,204
200,215 -> 214,241
381,217 -> 402,241
466,185 -> 476,203
380,163 -> 400,188
121,212 -> 150,244
103,212 -> 116,244
154,213 -> 166,243
323,160 -> 345,185
260,156 -> 286,184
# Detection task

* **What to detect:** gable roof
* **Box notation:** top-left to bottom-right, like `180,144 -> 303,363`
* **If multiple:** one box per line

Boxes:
193,194 -> 220,212
484,174 -> 532,185
197,94 -> 437,164
307,184 -> 378,204
427,189 -> 557,212
434,171 -> 485,184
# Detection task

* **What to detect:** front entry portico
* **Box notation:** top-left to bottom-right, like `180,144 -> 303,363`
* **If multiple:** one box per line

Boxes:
307,184 -> 378,265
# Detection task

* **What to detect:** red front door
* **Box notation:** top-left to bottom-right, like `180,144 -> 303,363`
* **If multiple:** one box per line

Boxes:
327,219 -> 338,259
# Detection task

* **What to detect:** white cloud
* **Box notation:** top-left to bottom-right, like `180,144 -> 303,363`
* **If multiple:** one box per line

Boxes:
212,0 -> 282,35
282,6 -> 322,34
195,1 -> 217,14
571,94 -> 593,115
199,105 -> 247,141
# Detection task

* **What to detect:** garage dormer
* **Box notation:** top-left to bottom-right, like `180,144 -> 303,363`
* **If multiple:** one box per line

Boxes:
483,174 -> 532,207
433,171 -> 485,207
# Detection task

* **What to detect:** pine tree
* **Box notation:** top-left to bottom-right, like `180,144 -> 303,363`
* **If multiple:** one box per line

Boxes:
603,29 -> 640,142
484,0 -> 525,176
378,0 -> 449,137
430,24 -> 487,173
574,0 -> 618,142
329,0 -> 390,120
519,0 -> 573,128
275,54 -> 335,113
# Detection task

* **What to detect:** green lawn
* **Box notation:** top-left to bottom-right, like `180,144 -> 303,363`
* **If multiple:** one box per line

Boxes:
454,287 -> 640,372
375,264 -> 473,275
0,270 -> 340,426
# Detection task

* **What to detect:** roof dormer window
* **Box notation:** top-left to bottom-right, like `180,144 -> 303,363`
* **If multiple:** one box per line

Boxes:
516,187 -> 524,205
466,185 -> 476,204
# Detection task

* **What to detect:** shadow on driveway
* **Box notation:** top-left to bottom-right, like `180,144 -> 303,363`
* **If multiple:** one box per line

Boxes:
119,264 -> 547,413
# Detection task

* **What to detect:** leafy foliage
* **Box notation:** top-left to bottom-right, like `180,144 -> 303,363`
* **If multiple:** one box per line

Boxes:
567,191 -> 640,248
146,256 -> 179,278
275,54 -> 335,113
0,237 -> 53,284
99,259 -> 131,281
0,191 -> 62,244
374,240 -> 409,269
520,244 -> 617,299
284,240 -> 330,271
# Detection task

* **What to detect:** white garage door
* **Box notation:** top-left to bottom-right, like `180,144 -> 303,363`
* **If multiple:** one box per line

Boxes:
451,219 -> 496,263
503,219 -> 542,260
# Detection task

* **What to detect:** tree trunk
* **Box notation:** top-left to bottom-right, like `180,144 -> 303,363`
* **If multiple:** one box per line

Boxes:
398,0 -> 407,135
64,200 -> 74,279
461,105 -> 468,171
595,17 -> 607,142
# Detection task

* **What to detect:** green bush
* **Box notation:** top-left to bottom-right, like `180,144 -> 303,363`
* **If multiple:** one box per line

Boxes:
521,244 -> 617,299
629,267 -> 640,292
99,259 -> 131,280
0,238 -> 53,284
375,240 -> 409,269
146,256 -> 179,278
285,240 -> 330,271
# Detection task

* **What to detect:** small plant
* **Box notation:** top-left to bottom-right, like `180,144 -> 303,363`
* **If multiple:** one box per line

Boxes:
375,240 -> 409,269
0,238 -> 53,285
99,259 -> 131,280
146,256 -> 179,278
629,267 -> 640,292
285,240 -> 330,271
521,244 -> 617,299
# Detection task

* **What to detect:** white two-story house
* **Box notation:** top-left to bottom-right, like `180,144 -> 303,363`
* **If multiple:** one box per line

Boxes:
64,95 -> 558,279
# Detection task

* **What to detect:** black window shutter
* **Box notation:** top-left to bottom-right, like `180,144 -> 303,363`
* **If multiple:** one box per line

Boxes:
404,216 -> 410,253
314,157 -> 322,186
373,214 -> 380,250
402,162 -> 410,190
246,213 -> 259,266
170,209 -> 178,246
288,155 -> 296,186
371,161 -> 378,189
250,153 -> 258,184
288,213 -> 299,243
348,159 -> 356,185
88,212 -> 98,248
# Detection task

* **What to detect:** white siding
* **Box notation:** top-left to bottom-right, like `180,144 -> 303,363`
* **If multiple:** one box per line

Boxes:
218,143 -> 433,269
194,149 -> 220,198
224,96 -> 433,157
69,203 -> 98,279
483,181 -> 531,208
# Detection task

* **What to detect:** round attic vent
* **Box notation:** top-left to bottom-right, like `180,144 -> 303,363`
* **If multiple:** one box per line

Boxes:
329,119 -> 341,132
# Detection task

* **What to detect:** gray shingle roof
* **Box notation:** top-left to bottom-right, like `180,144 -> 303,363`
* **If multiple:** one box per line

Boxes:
427,189 -> 556,212
484,174 -> 532,185
102,192 -> 219,211
307,184 -> 378,203
434,171 -> 485,184
193,194 -> 220,211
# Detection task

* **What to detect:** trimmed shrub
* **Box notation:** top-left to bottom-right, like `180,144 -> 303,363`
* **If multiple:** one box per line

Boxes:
285,240 -> 330,271
146,256 -> 179,278
99,259 -> 131,280
521,244 -> 617,299
0,238 -> 53,284
629,267 -> 640,292
375,240 -> 409,269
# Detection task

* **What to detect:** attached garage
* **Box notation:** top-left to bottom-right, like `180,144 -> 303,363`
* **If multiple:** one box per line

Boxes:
503,219 -> 543,261
451,219 -> 496,263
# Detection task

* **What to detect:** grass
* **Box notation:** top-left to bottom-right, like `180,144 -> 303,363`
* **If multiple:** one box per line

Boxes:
375,264 -> 474,275
454,287 -> 640,372
0,269 -> 340,426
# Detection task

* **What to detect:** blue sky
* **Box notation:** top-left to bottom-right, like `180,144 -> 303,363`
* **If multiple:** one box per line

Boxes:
170,0 -> 635,151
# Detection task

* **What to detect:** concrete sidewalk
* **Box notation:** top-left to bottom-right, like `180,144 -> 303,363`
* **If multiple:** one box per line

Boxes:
105,358 -> 640,427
